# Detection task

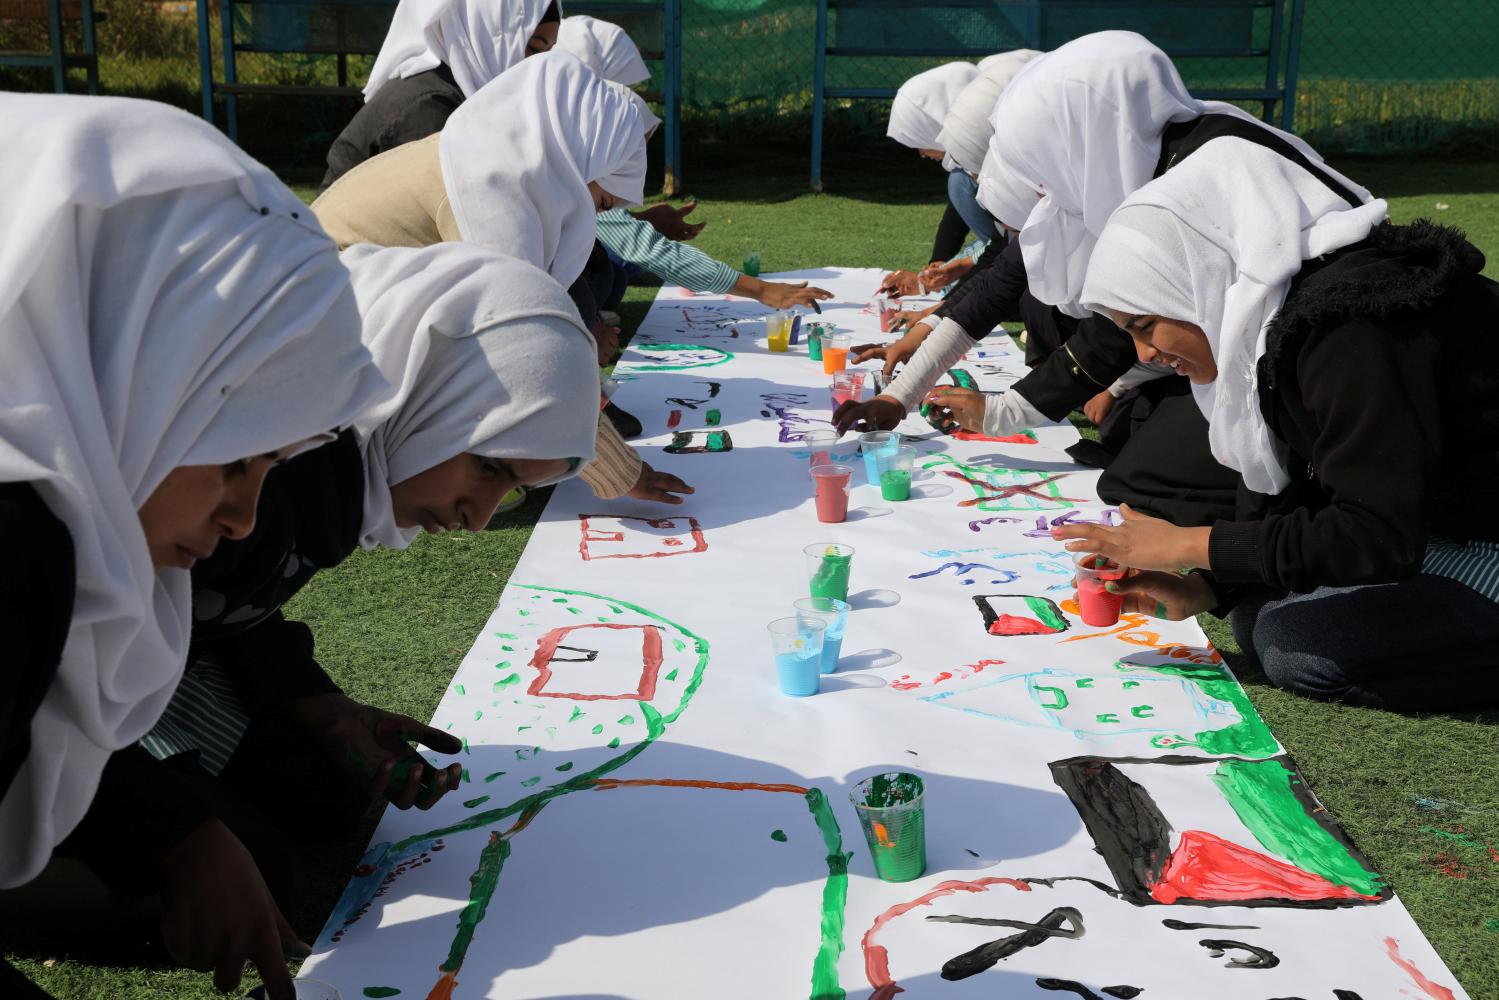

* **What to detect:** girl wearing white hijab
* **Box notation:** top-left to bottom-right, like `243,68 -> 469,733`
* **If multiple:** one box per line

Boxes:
0,94 -> 388,999
52,243 -> 603,998
555,14 -> 650,86
321,0 -> 561,189
1058,138 -> 1499,712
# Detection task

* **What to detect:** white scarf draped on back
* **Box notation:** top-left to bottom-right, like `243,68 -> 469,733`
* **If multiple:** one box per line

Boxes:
887,61 -> 978,152
934,49 -> 1042,175
439,50 -> 648,285
555,14 -> 649,86
342,243 -> 603,549
0,95 -> 389,886
1080,138 -> 1388,494
364,0 -> 558,100
981,30 -> 1371,318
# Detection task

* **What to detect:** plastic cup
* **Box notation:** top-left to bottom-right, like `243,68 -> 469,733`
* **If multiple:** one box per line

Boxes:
766,312 -> 791,352
1074,553 -> 1128,626
744,249 -> 762,277
822,333 -> 852,374
768,616 -> 825,696
831,370 -> 866,409
859,430 -> 898,486
850,772 -> 927,882
807,323 -> 825,361
875,444 -> 916,502
793,597 -> 848,674
805,542 -> 854,602
789,312 -> 803,345
877,297 -> 898,333
802,428 -> 838,468
810,463 -> 853,523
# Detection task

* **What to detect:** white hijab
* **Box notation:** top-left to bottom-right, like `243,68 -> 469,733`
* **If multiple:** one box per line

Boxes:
934,49 -> 1042,175
343,244 -> 602,549
1081,138 -> 1388,494
439,50 -> 648,285
888,61 -> 978,152
0,95 -> 389,886
364,0 -> 558,100
555,14 -> 649,86
986,30 -> 1371,318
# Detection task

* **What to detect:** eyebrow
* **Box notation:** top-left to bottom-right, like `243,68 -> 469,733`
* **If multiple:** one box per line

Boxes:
493,457 -> 519,481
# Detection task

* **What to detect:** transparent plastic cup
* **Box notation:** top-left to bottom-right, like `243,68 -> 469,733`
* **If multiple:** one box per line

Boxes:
766,311 -> 791,352
805,542 -> 855,602
801,428 -> 838,468
831,370 -> 866,409
822,333 -> 852,374
767,615 -> 825,696
810,463 -> 853,523
875,445 -> 917,501
806,323 -> 825,361
744,249 -> 762,276
1074,553 -> 1128,626
793,596 -> 849,674
859,430 -> 898,486
850,772 -> 927,882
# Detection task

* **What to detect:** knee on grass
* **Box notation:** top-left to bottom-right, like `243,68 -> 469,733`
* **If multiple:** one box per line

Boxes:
1234,599 -> 1371,706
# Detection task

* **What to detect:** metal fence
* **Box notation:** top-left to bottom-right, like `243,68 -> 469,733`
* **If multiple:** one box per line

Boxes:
4,0 -> 1498,163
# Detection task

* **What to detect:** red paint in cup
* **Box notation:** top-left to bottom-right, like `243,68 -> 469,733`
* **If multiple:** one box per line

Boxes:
811,464 -> 853,523
1073,553 -> 1127,627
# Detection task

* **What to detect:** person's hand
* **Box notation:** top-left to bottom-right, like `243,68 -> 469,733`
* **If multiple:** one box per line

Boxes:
1053,503 -> 1212,573
292,692 -> 463,810
924,386 -> 987,433
889,305 -> 937,333
160,819 -> 307,1000
591,317 -> 621,366
1083,389 -> 1116,426
878,270 -> 922,298
632,200 -> 705,241
833,395 -> 906,436
1087,568 -> 1218,620
918,257 -> 973,290
756,280 -> 834,311
852,320 -> 935,379
628,462 -> 694,504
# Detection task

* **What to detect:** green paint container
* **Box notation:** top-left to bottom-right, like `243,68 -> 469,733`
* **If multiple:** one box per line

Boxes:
744,249 -> 762,277
851,771 -> 926,882
807,324 -> 824,361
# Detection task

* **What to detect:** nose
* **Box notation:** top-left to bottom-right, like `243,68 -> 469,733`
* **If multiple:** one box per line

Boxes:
218,467 -> 266,540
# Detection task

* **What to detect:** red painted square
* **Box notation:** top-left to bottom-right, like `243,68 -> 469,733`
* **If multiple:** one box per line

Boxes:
527,623 -> 664,701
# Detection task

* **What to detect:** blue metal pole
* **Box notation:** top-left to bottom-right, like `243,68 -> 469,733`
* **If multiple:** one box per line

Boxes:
220,0 -> 240,142
81,0 -> 99,93
1281,0 -> 1306,132
665,0 -> 681,195
46,0 -> 65,93
196,0 -> 214,123
1262,0 -> 1284,123
810,0 -> 828,192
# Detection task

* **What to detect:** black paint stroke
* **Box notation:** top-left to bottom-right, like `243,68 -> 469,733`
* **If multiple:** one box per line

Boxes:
549,645 -> 599,663
1101,988 -> 1143,999
937,907 -> 1083,982
664,381 -> 724,410
1333,991 -> 1367,999
1162,918 -> 1260,931
1022,876 -> 1124,899
663,430 -> 733,455
1047,754 -> 1392,909
1035,980 -> 1103,999
1198,939 -> 1280,969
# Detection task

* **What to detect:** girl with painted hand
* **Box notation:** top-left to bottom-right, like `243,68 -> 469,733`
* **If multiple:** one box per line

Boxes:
0,95 -> 388,1000
65,246 -> 601,977
313,51 -> 692,506
322,0 -> 562,189
1059,138 -> 1499,712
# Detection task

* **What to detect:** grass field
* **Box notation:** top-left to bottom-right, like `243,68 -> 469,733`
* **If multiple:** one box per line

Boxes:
9,151 -> 1499,998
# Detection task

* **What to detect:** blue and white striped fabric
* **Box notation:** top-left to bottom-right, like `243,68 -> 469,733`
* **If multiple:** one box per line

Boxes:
139,656 -> 251,776
1423,537 -> 1499,602
595,208 -> 739,295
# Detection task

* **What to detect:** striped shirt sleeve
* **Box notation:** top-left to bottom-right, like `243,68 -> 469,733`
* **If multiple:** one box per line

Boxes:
595,208 -> 740,295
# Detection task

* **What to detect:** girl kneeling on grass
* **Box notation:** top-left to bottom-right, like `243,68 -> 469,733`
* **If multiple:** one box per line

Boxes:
0,94 -> 388,1000
1056,138 -> 1499,712
61,243 -> 603,997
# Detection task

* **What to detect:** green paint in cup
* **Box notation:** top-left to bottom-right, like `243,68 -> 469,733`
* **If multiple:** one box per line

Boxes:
850,771 -> 926,882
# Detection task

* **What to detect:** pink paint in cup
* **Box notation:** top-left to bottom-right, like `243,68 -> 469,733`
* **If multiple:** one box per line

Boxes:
811,464 -> 853,523
802,429 -> 838,468
831,371 -> 866,409
1073,553 -> 1128,627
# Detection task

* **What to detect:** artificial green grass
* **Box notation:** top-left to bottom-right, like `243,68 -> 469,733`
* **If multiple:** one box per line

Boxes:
13,153 -> 1499,998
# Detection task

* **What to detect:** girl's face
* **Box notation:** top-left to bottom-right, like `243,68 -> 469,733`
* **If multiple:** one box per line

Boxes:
389,453 -> 573,534
137,452 -> 290,571
586,181 -> 622,213
1102,309 -> 1218,385
526,22 -> 558,56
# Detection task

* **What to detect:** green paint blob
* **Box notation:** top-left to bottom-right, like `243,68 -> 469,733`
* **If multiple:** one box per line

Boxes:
552,597 -> 569,604
484,771 -> 506,782
363,989 -> 401,998
495,632 -> 517,639
565,605 -> 582,615
805,787 -> 850,999
460,768 -> 470,784
440,832 -> 510,974
474,710 -> 484,721
705,408 -> 722,426
770,829 -> 788,842
518,609 -> 530,616
665,668 -> 679,682
591,724 -> 604,734
618,714 -> 636,725
521,776 -> 541,787
810,551 -> 852,602
607,737 -> 621,749
501,644 -> 515,652
1139,659 -> 1278,758
494,673 -> 520,691
555,762 -> 574,772
568,706 -> 585,722
1213,758 -> 1384,896
454,684 -> 466,695
495,660 -> 511,670
672,638 -> 687,653
463,795 -> 490,809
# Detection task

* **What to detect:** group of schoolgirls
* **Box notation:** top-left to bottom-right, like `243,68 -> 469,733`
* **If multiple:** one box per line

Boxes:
843,30 -> 1499,715
0,2 -> 834,997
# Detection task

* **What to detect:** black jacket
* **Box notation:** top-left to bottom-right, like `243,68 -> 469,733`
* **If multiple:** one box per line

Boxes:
1210,221 -> 1499,593
320,64 -> 465,192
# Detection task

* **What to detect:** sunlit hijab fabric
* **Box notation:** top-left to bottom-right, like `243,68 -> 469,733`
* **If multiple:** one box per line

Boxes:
342,243 -> 601,549
0,94 -> 389,886
1080,138 -> 1388,494
438,50 -> 648,284
887,61 -> 979,152
934,48 -> 1042,175
987,30 -> 1371,317
364,0 -> 559,100
554,14 -> 649,86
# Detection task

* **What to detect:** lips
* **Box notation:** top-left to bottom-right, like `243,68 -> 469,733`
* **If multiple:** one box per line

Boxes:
174,543 -> 214,569
419,509 -> 445,534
